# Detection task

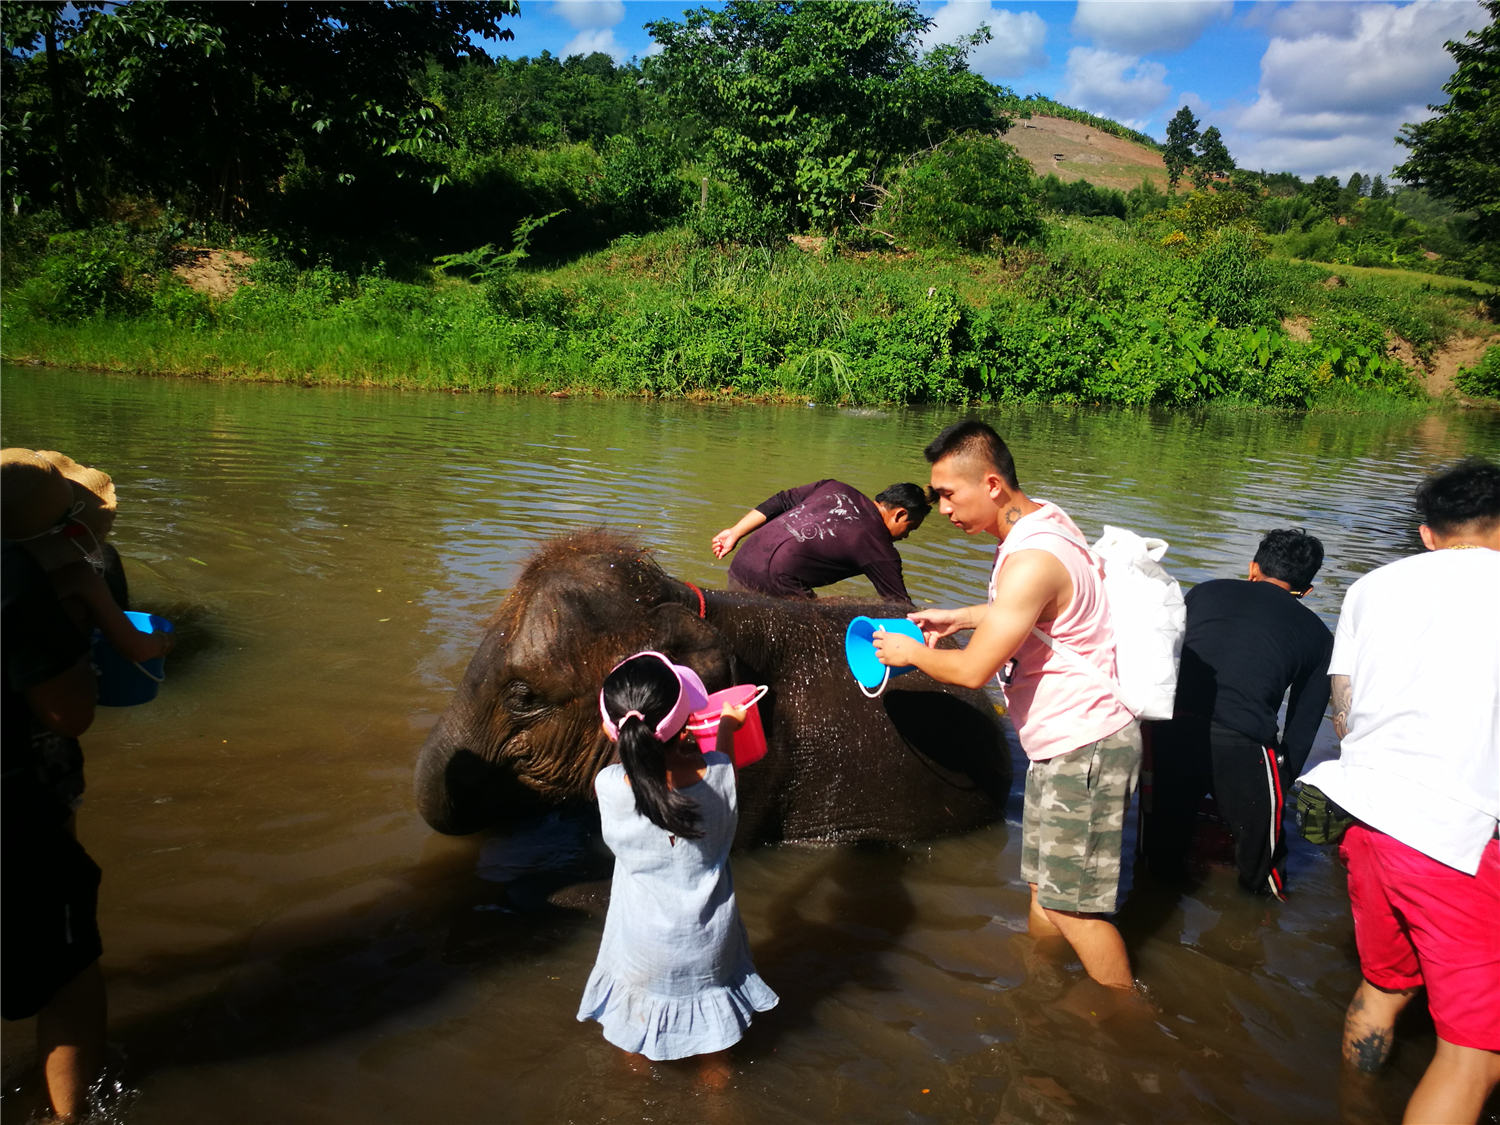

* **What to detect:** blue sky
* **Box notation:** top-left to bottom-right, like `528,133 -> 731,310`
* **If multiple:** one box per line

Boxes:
478,1 -> 1488,182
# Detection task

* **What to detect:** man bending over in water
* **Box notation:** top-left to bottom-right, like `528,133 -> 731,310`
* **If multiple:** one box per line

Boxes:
872,421 -> 1141,994
711,479 -> 929,602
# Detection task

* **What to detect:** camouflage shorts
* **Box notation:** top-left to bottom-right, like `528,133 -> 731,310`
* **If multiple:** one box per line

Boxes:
1021,722 -> 1142,914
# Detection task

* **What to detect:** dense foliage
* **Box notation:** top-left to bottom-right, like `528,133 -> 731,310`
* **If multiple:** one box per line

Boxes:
1396,0 -> 1500,268
2,0 -> 1494,412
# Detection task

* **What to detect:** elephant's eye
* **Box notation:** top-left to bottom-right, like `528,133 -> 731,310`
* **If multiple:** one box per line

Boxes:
504,680 -> 545,714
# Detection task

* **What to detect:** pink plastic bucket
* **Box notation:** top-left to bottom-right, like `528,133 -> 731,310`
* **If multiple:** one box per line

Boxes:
687,684 -> 769,767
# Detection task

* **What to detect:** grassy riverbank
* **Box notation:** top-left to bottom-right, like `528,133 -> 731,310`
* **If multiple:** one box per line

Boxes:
4,219 -> 1496,409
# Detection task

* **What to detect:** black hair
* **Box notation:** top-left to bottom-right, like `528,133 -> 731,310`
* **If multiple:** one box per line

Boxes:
875,482 -> 932,523
1254,528 -> 1325,592
922,420 -> 1019,489
600,654 -> 703,839
1415,457 -> 1500,535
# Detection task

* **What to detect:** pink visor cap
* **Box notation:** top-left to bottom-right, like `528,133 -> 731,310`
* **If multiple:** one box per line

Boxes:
598,651 -> 710,742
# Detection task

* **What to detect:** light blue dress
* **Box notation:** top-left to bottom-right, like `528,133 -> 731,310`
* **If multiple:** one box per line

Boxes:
577,751 -> 778,1060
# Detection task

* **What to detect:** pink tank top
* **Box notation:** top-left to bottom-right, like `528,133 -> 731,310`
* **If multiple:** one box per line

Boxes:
989,501 -> 1133,761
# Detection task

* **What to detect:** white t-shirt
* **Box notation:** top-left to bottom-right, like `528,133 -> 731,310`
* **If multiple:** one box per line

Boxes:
1300,548 -> 1500,874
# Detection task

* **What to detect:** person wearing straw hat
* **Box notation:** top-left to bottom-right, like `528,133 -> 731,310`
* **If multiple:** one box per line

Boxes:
1,449 -> 107,1121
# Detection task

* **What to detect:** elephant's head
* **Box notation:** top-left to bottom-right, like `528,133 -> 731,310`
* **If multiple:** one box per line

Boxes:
415,531 -> 731,835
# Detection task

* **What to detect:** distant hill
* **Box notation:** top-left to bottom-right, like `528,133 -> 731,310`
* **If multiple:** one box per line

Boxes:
1006,114 -> 1169,193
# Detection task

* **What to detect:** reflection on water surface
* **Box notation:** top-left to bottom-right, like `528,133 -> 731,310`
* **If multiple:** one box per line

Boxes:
2,366 -> 1497,1124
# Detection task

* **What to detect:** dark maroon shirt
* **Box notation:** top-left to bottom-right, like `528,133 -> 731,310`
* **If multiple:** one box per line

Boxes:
726,480 -> 910,601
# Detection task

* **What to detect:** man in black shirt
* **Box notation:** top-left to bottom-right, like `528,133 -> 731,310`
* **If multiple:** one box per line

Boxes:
1144,528 -> 1333,898
2,450 -> 105,1121
711,480 -> 930,601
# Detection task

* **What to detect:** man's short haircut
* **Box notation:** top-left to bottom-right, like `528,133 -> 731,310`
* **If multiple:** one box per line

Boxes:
1415,456 -> 1500,535
1254,528 -> 1325,592
923,420 -> 1019,489
875,483 -> 931,522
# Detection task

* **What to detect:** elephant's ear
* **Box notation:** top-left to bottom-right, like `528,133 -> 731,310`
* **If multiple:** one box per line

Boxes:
649,602 -> 733,694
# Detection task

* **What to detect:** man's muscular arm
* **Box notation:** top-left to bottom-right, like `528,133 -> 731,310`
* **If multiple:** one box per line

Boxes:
1330,674 -> 1352,741
873,549 -> 1069,689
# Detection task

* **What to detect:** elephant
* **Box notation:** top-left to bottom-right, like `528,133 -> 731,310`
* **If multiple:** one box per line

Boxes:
415,530 -> 1013,845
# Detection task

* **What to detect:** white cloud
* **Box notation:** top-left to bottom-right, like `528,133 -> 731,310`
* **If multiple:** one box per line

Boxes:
561,27 -> 627,62
1061,47 -> 1171,123
1223,1 -> 1484,180
920,2 -> 1048,79
552,0 -> 625,31
1072,0 -> 1232,55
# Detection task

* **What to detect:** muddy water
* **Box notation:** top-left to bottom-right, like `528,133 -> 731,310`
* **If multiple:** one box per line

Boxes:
3,365 -> 1497,1124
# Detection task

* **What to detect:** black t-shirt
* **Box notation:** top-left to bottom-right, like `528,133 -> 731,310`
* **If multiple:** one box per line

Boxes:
1173,578 -> 1333,772
727,480 -> 909,601
2,541 -> 89,828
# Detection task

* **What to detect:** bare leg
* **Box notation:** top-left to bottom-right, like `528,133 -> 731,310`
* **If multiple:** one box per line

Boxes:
698,1048 -> 732,1090
1038,902 -> 1133,991
1027,884 -> 1064,941
1342,978 -> 1419,1072
37,960 -> 105,1122
1404,1039 -> 1500,1125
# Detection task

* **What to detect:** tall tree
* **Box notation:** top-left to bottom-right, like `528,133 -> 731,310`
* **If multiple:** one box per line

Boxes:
1191,125 -> 1234,188
1395,0 -> 1500,252
1164,105 -> 1200,190
1369,174 -> 1389,200
645,0 -> 1002,232
3,2 -> 518,222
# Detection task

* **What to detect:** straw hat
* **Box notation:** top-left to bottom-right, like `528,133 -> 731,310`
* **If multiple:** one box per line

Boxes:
0,447 -> 117,569
36,450 -> 116,541
1,448 -> 73,540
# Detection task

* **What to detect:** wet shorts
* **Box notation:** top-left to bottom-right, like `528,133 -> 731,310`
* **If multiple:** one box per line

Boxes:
1021,722 -> 1142,914
1339,824 -> 1500,1051
1,820 -> 103,1022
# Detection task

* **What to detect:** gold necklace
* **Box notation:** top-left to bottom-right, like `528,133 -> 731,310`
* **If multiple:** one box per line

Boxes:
1446,544 -> 1482,550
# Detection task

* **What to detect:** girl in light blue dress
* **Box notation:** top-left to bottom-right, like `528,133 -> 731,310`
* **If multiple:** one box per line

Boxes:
578,651 -> 778,1071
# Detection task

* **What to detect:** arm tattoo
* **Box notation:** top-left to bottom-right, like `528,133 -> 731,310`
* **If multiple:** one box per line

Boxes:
1331,675 -> 1352,741
1004,506 -> 1022,527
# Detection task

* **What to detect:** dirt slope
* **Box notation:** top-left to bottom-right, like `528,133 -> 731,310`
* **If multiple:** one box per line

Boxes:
1007,115 -> 1168,193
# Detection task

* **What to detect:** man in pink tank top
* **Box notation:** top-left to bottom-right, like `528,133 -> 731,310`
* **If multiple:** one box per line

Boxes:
872,421 -> 1141,994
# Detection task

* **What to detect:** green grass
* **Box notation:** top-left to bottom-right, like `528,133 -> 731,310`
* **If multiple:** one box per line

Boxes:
4,220 -> 1495,411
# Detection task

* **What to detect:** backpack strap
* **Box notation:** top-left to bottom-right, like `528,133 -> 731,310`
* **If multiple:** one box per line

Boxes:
1027,626 -> 1138,716
1006,524 -> 1138,716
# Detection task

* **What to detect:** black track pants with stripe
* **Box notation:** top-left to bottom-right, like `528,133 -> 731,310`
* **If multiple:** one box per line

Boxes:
1145,718 -> 1289,897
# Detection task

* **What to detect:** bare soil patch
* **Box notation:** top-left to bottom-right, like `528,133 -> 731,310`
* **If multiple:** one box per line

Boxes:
1007,116 -> 1167,192
1421,334 -> 1490,397
172,248 -> 254,299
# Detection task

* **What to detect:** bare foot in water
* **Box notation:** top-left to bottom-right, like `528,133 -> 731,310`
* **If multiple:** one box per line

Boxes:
698,1049 -> 733,1090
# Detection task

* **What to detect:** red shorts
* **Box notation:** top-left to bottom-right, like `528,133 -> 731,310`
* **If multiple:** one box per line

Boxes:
1339,824 -> 1500,1050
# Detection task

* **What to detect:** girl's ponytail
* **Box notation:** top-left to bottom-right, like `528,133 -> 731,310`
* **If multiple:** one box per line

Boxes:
600,652 -> 706,839
615,717 -> 703,839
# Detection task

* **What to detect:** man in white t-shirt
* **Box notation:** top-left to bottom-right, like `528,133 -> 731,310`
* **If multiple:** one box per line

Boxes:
1299,457 -> 1500,1125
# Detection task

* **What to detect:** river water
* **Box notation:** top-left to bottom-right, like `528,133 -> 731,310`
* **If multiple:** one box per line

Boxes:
2,365 -> 1497,1124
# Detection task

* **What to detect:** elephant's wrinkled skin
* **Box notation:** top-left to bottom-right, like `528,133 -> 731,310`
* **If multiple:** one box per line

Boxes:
415,531 -> 1012,844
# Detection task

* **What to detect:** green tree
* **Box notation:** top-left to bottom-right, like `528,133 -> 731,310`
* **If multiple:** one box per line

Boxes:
1190,125 -> 1234,188
2,1 -> 518,222
645,0 -> 1002,234
1163,105 -> 1200,190
1395,0 -> 1500,257
1369,174 -> 1389,200
881,133 -> 1042,248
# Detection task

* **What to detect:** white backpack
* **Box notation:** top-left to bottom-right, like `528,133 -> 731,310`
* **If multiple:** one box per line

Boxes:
1019,524 -> 1186,721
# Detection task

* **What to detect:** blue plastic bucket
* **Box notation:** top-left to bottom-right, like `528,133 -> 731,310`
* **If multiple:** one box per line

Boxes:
93,611 -> 172,707
844,616 -> 925,697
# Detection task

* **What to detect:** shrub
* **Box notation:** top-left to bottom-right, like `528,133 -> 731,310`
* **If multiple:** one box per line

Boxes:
880,134 -> 1042,251
1455,345 -> 1500,398
602,136 -> 692,233
1037,174 -> 1126,220
1195,227 -> 1277,328
16,225 -> 164,320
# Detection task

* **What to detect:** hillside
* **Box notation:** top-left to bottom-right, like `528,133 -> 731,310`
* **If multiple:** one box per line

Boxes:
1007,115 -> 1169,193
